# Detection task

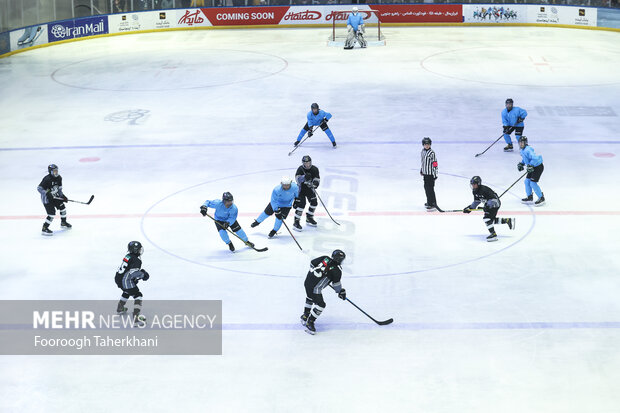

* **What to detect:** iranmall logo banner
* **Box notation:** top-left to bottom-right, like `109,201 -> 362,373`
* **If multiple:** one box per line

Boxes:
48,16 -> 109,42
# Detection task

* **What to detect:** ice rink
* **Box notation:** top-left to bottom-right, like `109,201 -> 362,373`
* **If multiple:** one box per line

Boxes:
1,25 -> 620,412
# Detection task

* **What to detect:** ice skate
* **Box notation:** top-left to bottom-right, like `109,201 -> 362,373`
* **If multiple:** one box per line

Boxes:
521,194 -> 533,204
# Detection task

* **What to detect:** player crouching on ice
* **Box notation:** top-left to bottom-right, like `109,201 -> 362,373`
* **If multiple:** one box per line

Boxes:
294,103 -> 337,148
344,7 -> 366,49
463,176 -> 515,242
302,250 -> 347,335
115,241 -> 149,323
251,176 -> 299,238
200,192 -> 255,252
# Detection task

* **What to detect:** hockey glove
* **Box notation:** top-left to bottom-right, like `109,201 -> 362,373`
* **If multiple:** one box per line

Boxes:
320,118 -> 329,128
61,195 -> 68,202
216,220 -> 229,230
200,205 -> 208,216
526,165 -> 534,173
516,117 -> 525,124
312,178 -> 320,188
307,129 -> 313,138
463,206 -> 472,214
46,190 -> 55,203
141,270 -> 150,281
338,289 -> 347,300
517,162 -> 525,171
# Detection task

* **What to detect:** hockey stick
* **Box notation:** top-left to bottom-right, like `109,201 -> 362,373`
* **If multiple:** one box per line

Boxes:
288,126 -> 319,156
329,285 -> 393,325
311,187 -> 340,226
498,171 -> 527,199
434,172 -> 527,213
204,212 -> 268,252
279,217 -> 304,251
434,206 -> 483,213
54,195 -> 94,205
475,134 -> 505,157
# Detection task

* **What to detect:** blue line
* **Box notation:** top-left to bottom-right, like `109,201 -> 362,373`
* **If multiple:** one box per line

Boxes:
1,140 -> 619,151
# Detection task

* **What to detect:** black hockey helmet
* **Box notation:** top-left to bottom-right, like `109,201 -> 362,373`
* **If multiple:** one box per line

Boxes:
302,155 -> 312,169
331,249 -> 346,265
470,176 -> 482,188
518,136 -> 528,146
505,98 -> 513,104
48,164 -> 59,175
222,192 -> 234,203
422,137 -> 432,146
310,103 -> 319,110
128,241 -> 144,256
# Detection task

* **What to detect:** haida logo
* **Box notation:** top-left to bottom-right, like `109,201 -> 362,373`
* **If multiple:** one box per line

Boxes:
325,10 -> 372,21
178,10 -> 204,25
284,10 -> 321,21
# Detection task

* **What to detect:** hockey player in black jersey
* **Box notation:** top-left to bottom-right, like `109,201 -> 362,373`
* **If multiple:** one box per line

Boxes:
293,155 -> 320,231
463,176 -> 515,242
36,164 -> 71,235
301,250 -> 347,335
115,241 -> 150,322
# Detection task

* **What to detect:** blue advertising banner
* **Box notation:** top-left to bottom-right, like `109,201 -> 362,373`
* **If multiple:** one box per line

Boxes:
48,15 -> 108,43
0,31 -> 10,55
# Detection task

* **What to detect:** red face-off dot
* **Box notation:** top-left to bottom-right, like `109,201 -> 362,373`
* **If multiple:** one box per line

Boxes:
79,157 -> 100,162
593,153 -> 615,158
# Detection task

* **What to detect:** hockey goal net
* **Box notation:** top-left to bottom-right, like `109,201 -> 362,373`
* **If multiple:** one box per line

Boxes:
328,9 -> 385,47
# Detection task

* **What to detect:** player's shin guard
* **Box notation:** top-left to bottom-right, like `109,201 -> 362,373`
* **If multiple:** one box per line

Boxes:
325,129 -> 336,143
530,181 -> 543,198
273,219 -> 283,231
235,228 -> 249,242
310,305 -> 324,320
256,212 -> 269,223
303,298 -> 313,317
485,218 -> 495,234
133,298 -> 143,320
295,207 -> 304,220
307,204 -> 316,218
524,178 -> 533,196
297,129 -> 306,141
503,133 -> 512,144
218,229 -> 231,244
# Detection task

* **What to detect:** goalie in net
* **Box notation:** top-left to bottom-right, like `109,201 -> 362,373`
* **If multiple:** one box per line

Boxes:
345,7 -> 366,49
329,8 -> 384,49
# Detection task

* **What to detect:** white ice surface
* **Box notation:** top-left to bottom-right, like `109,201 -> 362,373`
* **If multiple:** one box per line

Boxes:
1,26 -> 620,412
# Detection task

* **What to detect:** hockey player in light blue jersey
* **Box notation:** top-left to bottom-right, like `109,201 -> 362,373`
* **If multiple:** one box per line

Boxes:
294,103 -> 337,148
501,98 -> 527,152
344,7 -> 366,49
200,192 -> 255,252
517,136 -> 545,206
251,176 -> 299,238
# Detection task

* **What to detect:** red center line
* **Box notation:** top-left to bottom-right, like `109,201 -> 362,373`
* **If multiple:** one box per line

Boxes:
1,211 -> 619,220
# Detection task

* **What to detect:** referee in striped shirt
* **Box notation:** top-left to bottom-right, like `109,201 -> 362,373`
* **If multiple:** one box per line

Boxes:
420,137 -> 438,210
